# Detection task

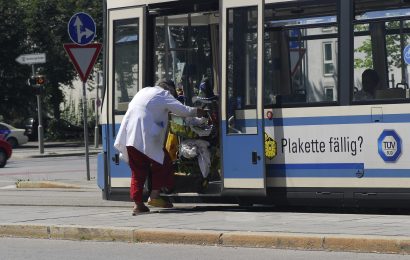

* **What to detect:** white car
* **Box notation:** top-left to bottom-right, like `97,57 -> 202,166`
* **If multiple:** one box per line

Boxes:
0,122 -> 29,148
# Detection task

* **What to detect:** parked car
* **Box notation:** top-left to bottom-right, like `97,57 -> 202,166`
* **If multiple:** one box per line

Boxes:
24,117 -> 38,141
0,139 -> 12,168
23,117 -> 49,141
47,119 -> 92,140
0,122 -> 29,148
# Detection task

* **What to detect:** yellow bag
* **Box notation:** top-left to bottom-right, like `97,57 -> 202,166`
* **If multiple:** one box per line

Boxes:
165,132 -> 179,161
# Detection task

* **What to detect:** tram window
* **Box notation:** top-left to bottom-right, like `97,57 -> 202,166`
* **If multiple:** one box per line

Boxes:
155,17 -> 165,50
168,15 -> 189,49
264,1 -> 338,107
113,18 -> 139,115
154,14 -> 214,104
226,6 -> 258,134
353,1 -> 410,102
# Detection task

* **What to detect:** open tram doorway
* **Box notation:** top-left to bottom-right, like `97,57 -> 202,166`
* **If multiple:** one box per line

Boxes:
151,11 -> 223,194
152,13 -> 220,106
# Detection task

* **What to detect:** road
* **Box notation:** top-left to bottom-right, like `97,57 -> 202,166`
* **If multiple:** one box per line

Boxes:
0,237 -> 408,260
0,154 -> 97,187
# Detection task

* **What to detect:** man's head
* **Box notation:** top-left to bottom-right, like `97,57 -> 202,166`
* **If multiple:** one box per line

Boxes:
362,69 -> 379,94
156,78 -> 177,98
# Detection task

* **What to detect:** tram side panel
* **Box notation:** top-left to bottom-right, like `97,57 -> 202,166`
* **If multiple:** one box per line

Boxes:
264,105 -> 410,207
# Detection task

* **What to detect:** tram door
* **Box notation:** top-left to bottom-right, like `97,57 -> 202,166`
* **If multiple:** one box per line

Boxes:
221,0 -> 266,195
106,6 -> 146,194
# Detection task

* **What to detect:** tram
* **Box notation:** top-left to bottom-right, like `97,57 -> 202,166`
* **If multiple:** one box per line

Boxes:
98,0 -> 410,207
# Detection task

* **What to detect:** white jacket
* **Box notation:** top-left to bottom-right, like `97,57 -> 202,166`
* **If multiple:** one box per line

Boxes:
114,86 -> 197,164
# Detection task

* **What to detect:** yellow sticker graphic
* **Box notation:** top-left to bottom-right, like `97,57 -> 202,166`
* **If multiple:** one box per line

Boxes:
265,132 -> 276,159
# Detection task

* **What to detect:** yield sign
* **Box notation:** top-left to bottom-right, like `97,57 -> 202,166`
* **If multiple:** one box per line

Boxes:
63,43 -> 102,82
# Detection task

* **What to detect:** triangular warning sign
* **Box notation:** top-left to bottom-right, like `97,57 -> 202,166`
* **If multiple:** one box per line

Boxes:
63,43 -> 102,83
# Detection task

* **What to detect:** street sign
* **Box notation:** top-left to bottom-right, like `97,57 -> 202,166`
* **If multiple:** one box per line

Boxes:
68,12 -> 96,45
15,53 -> 46,65
63,43 -> 102,83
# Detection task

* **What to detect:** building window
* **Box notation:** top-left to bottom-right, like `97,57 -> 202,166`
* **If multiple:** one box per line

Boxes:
324,86 -> 334,101
323,42 -> 334,76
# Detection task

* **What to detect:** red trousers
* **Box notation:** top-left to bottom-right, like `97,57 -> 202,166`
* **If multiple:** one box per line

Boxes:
126,146 -> 174,203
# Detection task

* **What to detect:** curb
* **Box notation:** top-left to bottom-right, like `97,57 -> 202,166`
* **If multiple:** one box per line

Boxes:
12,151 -> 100,159
29,151 -> 100,158
0,224 -> 409,254
16,181 -> 82,189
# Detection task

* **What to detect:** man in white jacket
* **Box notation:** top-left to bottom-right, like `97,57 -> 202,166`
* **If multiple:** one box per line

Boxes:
114,79 -> 204,215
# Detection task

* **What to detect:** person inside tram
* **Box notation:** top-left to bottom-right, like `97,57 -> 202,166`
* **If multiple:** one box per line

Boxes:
192,77 -> 218,130
354,68 -> 379,101
193,77 -> 218,104
114,79 -> 205,215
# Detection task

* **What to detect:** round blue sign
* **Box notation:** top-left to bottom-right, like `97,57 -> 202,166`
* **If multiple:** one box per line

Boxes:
68,12 -> 96,45
377,130 -> 402,162
404,45 -> 410,65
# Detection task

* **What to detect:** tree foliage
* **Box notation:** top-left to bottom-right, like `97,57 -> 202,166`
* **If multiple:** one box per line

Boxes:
0,0 -> 102,124
354,22 -> 408,71
0,0 -> 34,125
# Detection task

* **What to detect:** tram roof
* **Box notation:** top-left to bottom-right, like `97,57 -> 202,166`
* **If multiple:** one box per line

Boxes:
105,0 -> 315,11
106,0 -> 410,13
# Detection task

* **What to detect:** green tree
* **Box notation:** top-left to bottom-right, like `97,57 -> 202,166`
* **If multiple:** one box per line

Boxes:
354,22 -> 408,70
21,0 -> 102,120
0,0 -> 35,124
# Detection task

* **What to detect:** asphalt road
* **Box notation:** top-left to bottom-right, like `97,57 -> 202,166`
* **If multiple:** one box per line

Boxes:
0,154 -> 97,186
0,238 -> 408,260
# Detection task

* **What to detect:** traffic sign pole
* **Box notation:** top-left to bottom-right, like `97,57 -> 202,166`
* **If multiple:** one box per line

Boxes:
94,71 -> 102,148
82,81 -> 90,181
66,12 -> 99,181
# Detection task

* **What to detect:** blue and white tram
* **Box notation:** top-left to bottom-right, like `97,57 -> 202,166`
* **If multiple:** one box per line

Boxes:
98,0 -> 410,207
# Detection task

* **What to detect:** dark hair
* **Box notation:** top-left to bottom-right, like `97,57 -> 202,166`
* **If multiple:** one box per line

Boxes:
156,78 -> 177,97
362,69 -> 379,93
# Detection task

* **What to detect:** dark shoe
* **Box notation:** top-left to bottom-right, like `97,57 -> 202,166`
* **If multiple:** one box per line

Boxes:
132,204 -> 150,215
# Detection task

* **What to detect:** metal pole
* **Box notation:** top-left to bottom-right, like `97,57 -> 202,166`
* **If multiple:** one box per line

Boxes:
37,95 -> 44,154
82,81 -> 91,181
32,65 -> 44,154
94,72 -> 100,148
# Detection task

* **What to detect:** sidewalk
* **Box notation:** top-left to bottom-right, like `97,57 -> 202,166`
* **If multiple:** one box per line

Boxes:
1,196 -> 409,254
2,143 -> 410,254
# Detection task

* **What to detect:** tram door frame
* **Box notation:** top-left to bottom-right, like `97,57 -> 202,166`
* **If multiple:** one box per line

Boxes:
106,6 -> 146,193
220,0 -> 266,196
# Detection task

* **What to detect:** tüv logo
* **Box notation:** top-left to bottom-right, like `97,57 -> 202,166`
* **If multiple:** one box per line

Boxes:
378,130 -> 402,162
